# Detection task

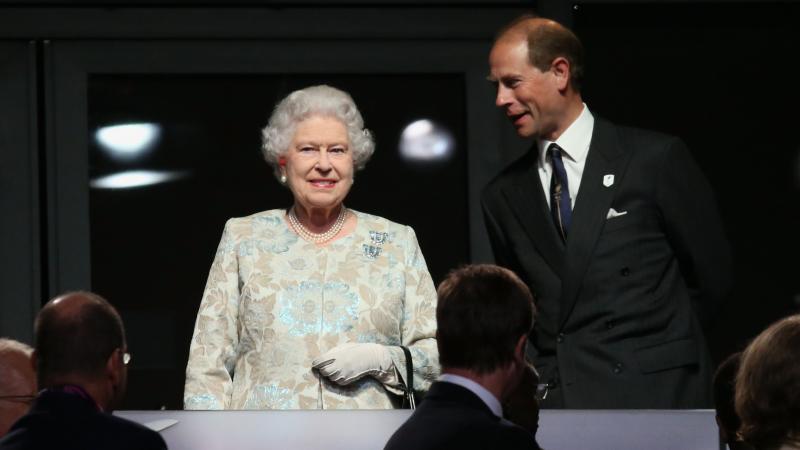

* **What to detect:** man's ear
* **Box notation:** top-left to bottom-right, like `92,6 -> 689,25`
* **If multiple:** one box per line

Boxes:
550,56 -> 571,92
514,334 -> 528,364
106,349 -> 123,386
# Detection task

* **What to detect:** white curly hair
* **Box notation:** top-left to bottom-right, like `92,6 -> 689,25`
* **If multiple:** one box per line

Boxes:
261,85 -> 375,180
0,338 -> 33,395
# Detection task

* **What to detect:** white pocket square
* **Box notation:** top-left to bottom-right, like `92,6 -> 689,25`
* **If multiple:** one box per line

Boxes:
606,208 -> 628,219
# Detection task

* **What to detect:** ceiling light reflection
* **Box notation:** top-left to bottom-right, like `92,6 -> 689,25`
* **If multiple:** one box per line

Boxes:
399,119 -> 455,163
95,123 -> 161,159
90,170 -> 186,190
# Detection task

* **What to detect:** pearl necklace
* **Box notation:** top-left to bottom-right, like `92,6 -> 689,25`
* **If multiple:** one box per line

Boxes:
288,206 -> 348,244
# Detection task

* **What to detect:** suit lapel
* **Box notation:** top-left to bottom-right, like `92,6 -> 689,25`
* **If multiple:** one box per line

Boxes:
558,119 -> 631,329
500,149 -> 566,276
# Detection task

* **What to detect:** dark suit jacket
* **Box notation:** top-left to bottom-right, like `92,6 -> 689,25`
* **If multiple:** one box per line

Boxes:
0,390 -> 167,450
482,117 -> 732,409
384,381 -> 539,450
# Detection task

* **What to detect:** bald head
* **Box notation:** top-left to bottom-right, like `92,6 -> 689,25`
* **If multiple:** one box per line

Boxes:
495,15 -> 585,91
0,339 -> 36,437
34,292 -> 125,387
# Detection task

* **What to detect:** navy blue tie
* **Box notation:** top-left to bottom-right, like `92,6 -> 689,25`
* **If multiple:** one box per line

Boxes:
548,143 -> 572,241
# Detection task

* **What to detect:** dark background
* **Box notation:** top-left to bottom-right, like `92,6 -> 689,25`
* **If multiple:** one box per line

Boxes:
1,1 -> 798,409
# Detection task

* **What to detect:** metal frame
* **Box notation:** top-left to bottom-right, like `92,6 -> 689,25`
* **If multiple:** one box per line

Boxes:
0,41 -> 41,342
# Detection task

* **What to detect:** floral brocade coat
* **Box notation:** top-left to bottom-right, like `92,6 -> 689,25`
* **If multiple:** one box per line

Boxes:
184,209 -> 439,410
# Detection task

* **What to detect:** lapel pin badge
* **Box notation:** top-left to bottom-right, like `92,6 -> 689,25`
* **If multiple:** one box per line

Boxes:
603,174 -> 615,187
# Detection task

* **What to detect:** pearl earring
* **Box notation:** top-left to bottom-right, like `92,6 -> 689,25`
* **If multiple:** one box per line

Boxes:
280,174 -> 287,184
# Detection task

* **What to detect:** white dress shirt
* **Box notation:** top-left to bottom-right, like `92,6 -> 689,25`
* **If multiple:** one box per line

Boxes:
439,373 -> 503,417
538,103 -> 594,208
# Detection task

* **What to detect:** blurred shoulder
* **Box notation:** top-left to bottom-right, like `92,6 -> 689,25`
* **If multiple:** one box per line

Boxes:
100,414 -> 167,449
492,422 -> 539,449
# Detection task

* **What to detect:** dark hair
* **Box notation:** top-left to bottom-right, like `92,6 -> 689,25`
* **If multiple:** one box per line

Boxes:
497,14 -> 586,91
436,264 -> 534,374
34,291 -> 125,386
714,352 -> 742,442
736,315 -> 800,450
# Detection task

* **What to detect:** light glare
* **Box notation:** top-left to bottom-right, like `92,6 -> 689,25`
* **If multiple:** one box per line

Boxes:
90,170 -> 186,189
95,123 -> 161,159
399,119 -> 455,162
402,120 -> 434,140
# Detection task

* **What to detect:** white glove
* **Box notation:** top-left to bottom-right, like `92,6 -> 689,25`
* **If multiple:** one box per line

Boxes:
311,343 -> 396,386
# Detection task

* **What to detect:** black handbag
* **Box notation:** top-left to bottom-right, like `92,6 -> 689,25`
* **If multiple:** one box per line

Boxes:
400,346 -> 416,409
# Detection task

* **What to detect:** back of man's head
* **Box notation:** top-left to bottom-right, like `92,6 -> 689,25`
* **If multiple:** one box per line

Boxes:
34,292 -> 125,389
0,339 -> 36,437
436,264 -> 534,374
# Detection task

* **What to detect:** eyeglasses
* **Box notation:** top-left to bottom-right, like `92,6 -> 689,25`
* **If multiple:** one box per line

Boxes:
535,383 -> 549,402
0,395 -> 36,405
114,348 -> 131,366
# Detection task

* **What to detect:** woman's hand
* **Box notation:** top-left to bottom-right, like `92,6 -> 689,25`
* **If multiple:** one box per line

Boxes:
312,343 -> 395,385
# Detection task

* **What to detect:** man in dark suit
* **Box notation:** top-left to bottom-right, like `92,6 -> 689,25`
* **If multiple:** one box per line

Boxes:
384,264 -> 540,450
0,291 -> 167,450
482,16 -> 732,408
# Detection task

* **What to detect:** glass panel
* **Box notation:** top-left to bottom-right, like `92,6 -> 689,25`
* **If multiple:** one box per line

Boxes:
88,74 -> 468,409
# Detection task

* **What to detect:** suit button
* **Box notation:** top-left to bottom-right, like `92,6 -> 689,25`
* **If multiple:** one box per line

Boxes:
605,320 -> 615,330
557,333 -> 565,343
620,267 -> 630,276
613,362 -> 623,374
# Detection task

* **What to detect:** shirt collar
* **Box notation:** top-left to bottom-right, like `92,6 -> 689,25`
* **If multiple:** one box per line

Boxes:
439,373 -> 503,417
538,103 -> 594,166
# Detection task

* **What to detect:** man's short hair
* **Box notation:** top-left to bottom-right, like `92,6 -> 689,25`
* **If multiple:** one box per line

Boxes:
34,292 -> 125,385
497,14 -> 586,91
436,264 -> 534,374
736,314 -> 800,449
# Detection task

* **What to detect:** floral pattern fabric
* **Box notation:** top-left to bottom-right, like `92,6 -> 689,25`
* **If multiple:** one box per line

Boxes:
184,209 -> 439,410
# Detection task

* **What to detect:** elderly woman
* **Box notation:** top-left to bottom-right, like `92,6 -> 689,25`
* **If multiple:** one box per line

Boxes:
735,314 -> 800,450
183,85 -> 439,410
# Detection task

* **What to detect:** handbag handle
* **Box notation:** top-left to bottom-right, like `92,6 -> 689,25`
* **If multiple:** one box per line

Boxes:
400,346 -> 416,409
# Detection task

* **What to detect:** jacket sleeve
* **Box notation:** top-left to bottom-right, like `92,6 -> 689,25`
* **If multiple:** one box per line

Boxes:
385,226 -> 439,396
184,219 -> 242,409
656,138 -> 733,324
